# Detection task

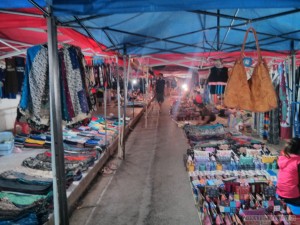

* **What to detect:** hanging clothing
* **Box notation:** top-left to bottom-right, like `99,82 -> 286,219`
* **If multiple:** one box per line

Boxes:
59,50 -> 75,121
19,44 -> 92,129
0,68 -> 5,98
139,78 -> 146,94
19,45 -> 50,126
268,83 -> 280,144
4,58 -> 18,98
63,45 -> 89,117
279,62 -> 292,139
207,66 -> 228,94
15,57 -> 25,92
192,72 -> 199,87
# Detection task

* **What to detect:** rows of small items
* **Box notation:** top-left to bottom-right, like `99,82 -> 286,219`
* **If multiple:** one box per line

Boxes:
186,148 -> 278,175
182,124 -> 299,224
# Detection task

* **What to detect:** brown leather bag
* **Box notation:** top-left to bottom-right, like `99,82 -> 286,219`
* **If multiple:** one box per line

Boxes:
245,28 -> 278,112
224,27 -> 278,112
224,57 -> 252,110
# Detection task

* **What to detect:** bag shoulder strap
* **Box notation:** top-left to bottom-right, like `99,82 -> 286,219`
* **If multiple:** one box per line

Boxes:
240,27 -> 262,62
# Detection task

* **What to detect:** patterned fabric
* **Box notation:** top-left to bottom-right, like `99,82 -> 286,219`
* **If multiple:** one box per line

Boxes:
19,45 -> 49,127
63,46 -> 84,116
184,124 -> 226,141
0,192 -> 46,206
279,62 -> 292,139
0,213 -> 38,225
268,83 -> 280,144
59,51 -> 71,121
0,171 -> 52,183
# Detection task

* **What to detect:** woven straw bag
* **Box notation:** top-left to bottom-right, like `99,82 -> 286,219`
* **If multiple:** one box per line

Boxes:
224,27 -> 278,112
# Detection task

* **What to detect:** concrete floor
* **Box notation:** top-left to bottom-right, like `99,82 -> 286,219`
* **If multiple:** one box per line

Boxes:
69,100 -> 200,225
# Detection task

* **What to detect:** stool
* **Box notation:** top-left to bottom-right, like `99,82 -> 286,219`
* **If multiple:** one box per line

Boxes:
287,204 -> 300,215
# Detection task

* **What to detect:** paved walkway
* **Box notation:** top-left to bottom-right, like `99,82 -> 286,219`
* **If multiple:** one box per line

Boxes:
70,100 -> 200,225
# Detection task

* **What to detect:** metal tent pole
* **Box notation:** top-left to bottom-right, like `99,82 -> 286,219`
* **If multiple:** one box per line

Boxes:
104,83 -> 108,147
116,56 -> 122,158
217,9 -> 220,51
122,54 -> 128,160
145,64 -> 149,128
128,57 -> 134,118
47,9 -> 69,225
291,41 -> 296,137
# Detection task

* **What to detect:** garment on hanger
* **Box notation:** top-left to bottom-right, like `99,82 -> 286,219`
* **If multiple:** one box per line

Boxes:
207,66 -> 228,94
63,45 -> 90,118
268,82 -> 280,144
19,45 -> 49,126
139,78 -> 146,94
19,44 -> 93,129
279,62 -> 292,139
59,50 -> 74,121
4,58 -> 18,98
192,72 -> 199,87
0,68 -> 5,98
15,57 -> 25,93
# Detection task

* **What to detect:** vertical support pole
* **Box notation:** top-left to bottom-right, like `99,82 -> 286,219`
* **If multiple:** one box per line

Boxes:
47,8 -> 69,225
104,84 -> 107,147
145,66 -> 149,128
116,56 -> 122,158
128,57 -> 134,118
122,54 -> 127,160
291,40 -> 296,137
217,9 -> 220,51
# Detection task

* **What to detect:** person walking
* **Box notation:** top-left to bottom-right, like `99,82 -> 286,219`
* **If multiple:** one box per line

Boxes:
155,73 -> 165,113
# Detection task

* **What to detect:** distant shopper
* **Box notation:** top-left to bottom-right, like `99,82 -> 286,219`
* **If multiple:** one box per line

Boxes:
196,103 -> 216,125
155,73 -> 165,112
277,138 -> 300,206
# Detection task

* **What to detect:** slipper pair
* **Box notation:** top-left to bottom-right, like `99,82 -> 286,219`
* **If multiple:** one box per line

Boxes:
108,162 -> 118,170
101,163 -> 119,175
102,167 -> 114,175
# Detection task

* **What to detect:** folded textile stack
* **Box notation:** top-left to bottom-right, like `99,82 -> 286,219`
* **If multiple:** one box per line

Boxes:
170,100 -> 200,121
0,132 -> 14,156
184,124 -> 226,142
182,120 -> 282,225
0,171 -> 53,224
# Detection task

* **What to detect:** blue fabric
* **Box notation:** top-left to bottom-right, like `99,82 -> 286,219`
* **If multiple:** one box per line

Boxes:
19,45 -> 42,110
49,0 -> 300,15
2,1 -> 300,12
67,46 -> 80,70
287,204 -> 300,215
85,139 -> 99,146
0,213 -> 38,225
3,1 -> 300,57
0,1 -> 46,8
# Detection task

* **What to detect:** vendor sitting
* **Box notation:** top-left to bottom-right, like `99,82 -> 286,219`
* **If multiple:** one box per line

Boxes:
196,103 -> 216,125
193,88 -> 203,106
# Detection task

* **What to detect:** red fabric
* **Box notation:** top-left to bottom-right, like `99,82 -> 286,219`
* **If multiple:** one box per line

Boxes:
0,11 -> 116,58
195,94 -> 202,104
277,152 -> 300,198
281,127 -> 292,139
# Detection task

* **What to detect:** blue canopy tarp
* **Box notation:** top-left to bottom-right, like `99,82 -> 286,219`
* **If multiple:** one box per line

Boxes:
1,1 -> 300,66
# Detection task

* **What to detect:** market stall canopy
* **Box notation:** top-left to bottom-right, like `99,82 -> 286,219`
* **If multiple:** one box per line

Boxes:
0,8 -> 115,60
2,1 -> 300,68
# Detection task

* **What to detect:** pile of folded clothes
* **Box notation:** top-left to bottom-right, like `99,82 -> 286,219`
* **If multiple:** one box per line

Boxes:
170,100 -> 200,121
0,170 -> 53,225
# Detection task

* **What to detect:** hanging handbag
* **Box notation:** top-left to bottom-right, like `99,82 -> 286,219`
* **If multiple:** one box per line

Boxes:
244,28 -> 278,112
224,27 -> 278,112
224,39 -> 252,110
